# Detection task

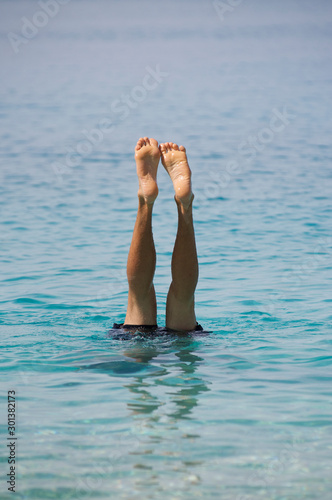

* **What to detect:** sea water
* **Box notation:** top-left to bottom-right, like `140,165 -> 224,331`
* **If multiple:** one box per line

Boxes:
1,0 -> 332,498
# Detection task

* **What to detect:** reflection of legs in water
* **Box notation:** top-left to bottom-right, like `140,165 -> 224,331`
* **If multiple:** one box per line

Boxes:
124,340 -> 209,420
170,348 -> 209,420
124,345 -> 160,415
159,143 -> 199,331
124,139 -> 199,331
124,138 -> 160,326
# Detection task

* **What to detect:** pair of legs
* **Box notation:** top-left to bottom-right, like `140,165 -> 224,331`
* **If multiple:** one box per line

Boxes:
124,137 -> 199,331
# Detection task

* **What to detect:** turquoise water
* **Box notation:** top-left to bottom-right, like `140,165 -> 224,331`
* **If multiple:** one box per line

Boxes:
1,0 -> 332,498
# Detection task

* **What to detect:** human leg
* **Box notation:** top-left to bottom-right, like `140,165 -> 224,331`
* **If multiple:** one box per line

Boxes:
124,138 -> 160,326
159,142 -> 199,330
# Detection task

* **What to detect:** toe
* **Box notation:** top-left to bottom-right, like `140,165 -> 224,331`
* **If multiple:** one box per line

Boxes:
179,145 -> 186,152
135,139 -> 143,150
172,143 -> 179,151
144,136 -> 149,145
159,143 -> 166,152
150,138 -> 158,147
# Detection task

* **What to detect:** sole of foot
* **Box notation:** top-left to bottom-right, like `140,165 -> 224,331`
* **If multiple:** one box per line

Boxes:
159,142 -> 193,209
135,137 -> 160,204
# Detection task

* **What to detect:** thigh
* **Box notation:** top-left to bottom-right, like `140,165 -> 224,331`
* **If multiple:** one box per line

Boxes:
125,286 -> 157,326
165,286 -> 196,331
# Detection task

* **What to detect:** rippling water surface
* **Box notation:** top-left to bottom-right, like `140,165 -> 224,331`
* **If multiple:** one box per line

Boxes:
1,0 -> 332,498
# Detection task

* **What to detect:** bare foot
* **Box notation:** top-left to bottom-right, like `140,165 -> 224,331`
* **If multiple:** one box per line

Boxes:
159,142 -> 193,209
135,137 -> 160,204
